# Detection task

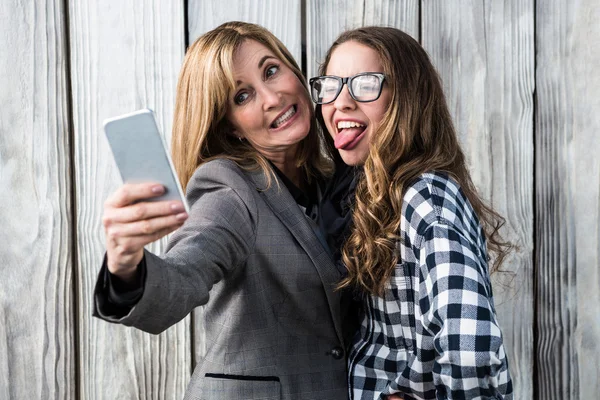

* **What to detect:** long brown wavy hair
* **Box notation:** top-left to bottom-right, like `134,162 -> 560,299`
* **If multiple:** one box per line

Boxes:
172,21 -> 332,191
316,27 -> 511,297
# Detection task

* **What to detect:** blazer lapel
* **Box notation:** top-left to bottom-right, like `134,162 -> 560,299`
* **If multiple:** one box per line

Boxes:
247,169 -> 345,344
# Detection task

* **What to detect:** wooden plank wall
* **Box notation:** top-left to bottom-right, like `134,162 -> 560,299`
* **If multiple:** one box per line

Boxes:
306,0 -> 419,79
536,0 -> 600,398
0,1 -> 75,399
0,0 -> 598,398
421,2 -> 535,398
188,0 -> 303,63
68,1 -> 189,399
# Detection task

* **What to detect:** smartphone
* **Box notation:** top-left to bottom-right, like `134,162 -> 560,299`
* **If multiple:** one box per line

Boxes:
103,109 -> 189,212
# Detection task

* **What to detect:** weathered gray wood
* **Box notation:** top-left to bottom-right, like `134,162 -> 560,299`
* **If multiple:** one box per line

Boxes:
536,0 -> 600,398
68,1 -> 190,398
306,0 -> 419,79
422,2 -> 535,398
0,0 -> 75,398
188,0 -> 303,64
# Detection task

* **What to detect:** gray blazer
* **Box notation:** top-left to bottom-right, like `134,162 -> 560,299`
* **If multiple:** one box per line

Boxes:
94,158 -> 349,399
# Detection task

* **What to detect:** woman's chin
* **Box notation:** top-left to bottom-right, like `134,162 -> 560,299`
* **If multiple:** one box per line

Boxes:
339,150 -> 368,167
340,157 -> 366,167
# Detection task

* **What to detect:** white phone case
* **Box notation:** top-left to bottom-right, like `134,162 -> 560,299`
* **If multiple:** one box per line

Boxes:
103,109 -> 189,212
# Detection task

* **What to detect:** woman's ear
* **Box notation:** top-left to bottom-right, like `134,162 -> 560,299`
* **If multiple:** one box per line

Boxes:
222,119 -> 243,140
230,129 -> 244,140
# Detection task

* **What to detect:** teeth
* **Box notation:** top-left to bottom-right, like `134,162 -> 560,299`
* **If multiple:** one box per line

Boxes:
337,121 -> 365,129
272,107 -> 296,128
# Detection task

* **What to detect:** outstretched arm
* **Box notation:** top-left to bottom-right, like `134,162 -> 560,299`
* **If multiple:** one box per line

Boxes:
94,161 -> 258,334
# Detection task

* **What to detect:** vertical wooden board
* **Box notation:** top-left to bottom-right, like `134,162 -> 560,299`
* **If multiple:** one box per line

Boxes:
186,0 -> 303,365
306,0 -> 419,79
536,0 -> 600,398
188,0 -> 302,64
422,1 -> 534,398
0,0 -> 74,399
69,1 -> 190,398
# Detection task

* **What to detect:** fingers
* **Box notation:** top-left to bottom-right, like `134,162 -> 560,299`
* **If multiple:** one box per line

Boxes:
107,212 -> 188,238
104,199 -> 186,225
102,182 -> 189,275
105,220 -> 185,275
105,182 -> 166,208
108,225 -> 181,258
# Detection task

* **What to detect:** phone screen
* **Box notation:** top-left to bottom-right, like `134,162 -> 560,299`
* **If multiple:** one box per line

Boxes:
103,109 -> 189,212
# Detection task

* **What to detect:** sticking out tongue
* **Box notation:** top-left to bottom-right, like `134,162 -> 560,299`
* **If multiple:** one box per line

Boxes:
334,127 -> 366,149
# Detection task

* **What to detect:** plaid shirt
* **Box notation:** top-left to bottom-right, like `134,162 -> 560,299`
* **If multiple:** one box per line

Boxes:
348,172 -> 513,400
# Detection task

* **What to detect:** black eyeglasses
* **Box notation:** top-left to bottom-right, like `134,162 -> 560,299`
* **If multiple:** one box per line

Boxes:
309,72 -> 386,104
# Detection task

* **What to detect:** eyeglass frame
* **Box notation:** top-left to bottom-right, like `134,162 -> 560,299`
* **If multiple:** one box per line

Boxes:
309,72 -> 386,105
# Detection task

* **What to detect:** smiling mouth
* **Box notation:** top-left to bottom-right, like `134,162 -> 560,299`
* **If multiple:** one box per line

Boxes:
271,106 -> 297,129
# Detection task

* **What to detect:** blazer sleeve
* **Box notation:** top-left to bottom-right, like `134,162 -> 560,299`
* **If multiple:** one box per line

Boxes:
93,160 -> 258,334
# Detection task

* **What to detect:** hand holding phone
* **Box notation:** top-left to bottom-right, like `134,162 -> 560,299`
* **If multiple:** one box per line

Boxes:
102,109 -> 190,277
103,109 -> 189,212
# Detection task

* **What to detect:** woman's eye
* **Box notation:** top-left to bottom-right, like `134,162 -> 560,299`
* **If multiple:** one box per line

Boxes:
323,86 -> 338,95
265,65 -> 279,78
234,92 -> 249,105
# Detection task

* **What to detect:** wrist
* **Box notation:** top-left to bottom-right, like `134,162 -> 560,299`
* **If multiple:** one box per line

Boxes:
107,261 -> 140,284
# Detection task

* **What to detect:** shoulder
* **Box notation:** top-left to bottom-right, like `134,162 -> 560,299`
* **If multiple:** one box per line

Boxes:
188,158 -> 250,188
186,158 -> 258,214
402,172 -> 480,240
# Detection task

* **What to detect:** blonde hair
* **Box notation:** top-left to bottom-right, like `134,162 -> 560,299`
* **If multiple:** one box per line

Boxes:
316,27 -> 511,296
172,21 -> 332,190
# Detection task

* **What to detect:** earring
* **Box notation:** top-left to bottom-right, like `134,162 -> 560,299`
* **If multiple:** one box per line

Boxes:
238,136 -> 244,142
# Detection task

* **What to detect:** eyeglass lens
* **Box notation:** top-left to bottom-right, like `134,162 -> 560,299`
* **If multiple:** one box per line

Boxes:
352,75 -> 383,101
311,73 -> 383,104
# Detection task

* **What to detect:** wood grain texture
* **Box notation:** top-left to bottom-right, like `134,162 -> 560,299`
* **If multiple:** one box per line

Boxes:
422,2 -> 535,398
68,1 -> 190,398
0,0 -> 75,398
306,0 -> 419,79
188,0 -> 303,64
536,0 -> 600,398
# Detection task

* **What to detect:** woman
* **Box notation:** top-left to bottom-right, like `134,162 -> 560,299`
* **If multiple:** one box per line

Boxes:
95,22 -> 350,399
311,27 -> 513,399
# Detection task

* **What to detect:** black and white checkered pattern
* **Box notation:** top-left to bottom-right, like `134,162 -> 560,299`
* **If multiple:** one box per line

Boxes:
348,172 -> 513,400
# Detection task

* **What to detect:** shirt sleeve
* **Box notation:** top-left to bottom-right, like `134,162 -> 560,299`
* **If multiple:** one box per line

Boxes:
417,221 -> 512,399
93,254 -> 146,319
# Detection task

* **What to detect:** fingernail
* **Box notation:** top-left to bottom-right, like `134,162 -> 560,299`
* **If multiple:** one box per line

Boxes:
171,203 -> 184,212
152,185 -> 164,194
175,212 -> 188,220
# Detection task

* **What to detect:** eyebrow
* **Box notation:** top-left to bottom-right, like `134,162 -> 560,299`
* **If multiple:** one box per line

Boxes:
258,55 -> 276,68
234,55 -> 278,86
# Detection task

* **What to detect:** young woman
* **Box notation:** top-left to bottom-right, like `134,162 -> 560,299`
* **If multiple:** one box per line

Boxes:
95,22 -> 351,399
311,27 -> 513,399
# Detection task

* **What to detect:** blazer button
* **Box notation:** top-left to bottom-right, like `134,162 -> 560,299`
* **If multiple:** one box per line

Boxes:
330,346 -> 344,360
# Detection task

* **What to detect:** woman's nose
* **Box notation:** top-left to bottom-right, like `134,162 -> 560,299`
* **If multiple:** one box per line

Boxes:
261,85 -> 281,110
333,85 -> 356,110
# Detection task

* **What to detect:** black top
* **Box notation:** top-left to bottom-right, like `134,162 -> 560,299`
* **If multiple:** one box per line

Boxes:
270,161 -> 319,220
318,160 -> 363,342
317,160 -> 361,275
